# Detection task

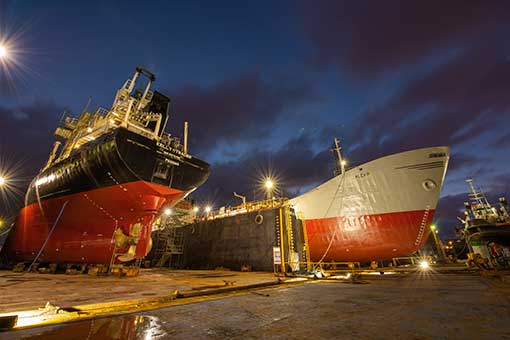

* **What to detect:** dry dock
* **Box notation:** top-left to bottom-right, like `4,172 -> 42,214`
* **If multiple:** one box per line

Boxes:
1,269 -> 510,339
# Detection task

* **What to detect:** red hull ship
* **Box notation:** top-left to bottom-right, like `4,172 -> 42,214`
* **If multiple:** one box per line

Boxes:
290,140 -> 449,262
2,67 -> 210,265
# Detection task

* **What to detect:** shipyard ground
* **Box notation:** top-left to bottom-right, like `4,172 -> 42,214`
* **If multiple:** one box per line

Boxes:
1,268 -> 510,339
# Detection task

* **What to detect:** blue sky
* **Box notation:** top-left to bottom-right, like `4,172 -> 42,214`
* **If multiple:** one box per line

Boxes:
1,1 -> 509,236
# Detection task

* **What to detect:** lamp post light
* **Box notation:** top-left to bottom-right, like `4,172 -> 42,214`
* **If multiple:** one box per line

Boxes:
264,178 -> 274,200
205,206 -> 211,218
0,176 -> 5,187
0,45 -> 7,59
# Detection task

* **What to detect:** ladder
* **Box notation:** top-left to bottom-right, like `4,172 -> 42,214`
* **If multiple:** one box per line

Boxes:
153,226 -> 184,268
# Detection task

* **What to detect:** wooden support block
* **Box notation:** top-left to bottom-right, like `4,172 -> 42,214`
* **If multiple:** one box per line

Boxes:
49,263 -> 58,274
12,263 -> 25,272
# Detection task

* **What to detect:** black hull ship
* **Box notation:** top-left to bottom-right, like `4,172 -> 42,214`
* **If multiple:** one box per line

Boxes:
2,67 -> 210,265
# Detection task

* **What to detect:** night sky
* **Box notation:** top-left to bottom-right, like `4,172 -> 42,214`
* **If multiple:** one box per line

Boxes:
1,1 -> 509,237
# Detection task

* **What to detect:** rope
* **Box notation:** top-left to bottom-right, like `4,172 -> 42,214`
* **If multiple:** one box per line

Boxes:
27,201 -> 69,272
313,171 -> 347,269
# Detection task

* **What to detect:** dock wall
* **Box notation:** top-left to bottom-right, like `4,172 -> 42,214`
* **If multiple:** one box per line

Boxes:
179,206 -> 306,272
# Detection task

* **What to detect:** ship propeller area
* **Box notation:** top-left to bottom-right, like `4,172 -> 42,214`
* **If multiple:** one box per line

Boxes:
113,224 -> 152,262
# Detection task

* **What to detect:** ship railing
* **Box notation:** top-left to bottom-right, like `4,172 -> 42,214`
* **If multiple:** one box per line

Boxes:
54,115 -> 79,140
58,115 -> 78,130
124,120 -> 158,140
158,132 -> 184,152
69,114 -> 119,149
96,107 -> 109,116
205,197 -> 289,220
87,109 -> 108,128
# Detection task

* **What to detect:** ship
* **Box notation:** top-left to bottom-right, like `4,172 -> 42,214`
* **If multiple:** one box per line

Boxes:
459,179 -> 510,267
1,67 -> 210,265
289,139 -> 449,262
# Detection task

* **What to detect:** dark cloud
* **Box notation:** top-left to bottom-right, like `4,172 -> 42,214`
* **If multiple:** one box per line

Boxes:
0,100 -> 61,170
194,7 -> 510,226
301,1 -> 510,77
0,100 -> 63,217
193,133 -> 336,207
433,192 -> 466,238
488,133 -> 510,149
485,173 -> 510,196
168,71 -> 315,156
302,1 -> 510,171
320,44 -> 510,168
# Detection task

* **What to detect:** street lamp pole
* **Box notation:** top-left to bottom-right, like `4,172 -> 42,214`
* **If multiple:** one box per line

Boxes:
430,224 -> 447,262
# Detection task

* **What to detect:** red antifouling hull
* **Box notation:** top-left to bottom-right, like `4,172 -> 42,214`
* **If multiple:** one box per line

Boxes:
305,209 -> 435,262
3,180 -> 183,264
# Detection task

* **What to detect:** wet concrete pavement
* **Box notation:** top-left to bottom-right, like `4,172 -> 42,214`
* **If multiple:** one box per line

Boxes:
3,272 -> 510,339
0,269 -> 277,313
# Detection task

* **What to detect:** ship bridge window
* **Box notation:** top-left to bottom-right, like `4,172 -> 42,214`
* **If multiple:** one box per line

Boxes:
154,161 -> 170,179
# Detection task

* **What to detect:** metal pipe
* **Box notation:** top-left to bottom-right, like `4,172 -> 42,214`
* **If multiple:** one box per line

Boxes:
154,115 -> 162,139
137,80 -> 152,111
127,70 -> 140,93
183,121 -> 189,154
124,99 -> 134,126
279,208 -> 286,273
233,192 -> 246,206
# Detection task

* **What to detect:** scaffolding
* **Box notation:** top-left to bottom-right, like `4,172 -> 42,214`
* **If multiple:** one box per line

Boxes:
153,225 -> 184,268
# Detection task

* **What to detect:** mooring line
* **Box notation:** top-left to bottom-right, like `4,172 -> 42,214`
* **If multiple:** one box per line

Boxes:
27,201 -> 69,272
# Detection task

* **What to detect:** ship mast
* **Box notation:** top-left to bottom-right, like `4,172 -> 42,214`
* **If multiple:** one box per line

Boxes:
332,138 -> 345,176
466,178 -> 490,207
466,178 -> 493,220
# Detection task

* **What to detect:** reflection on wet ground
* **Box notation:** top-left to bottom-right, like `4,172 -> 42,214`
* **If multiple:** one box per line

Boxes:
3,315 -> 166,340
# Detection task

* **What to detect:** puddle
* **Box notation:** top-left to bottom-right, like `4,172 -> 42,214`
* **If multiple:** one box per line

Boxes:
5,315 -> 166,340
